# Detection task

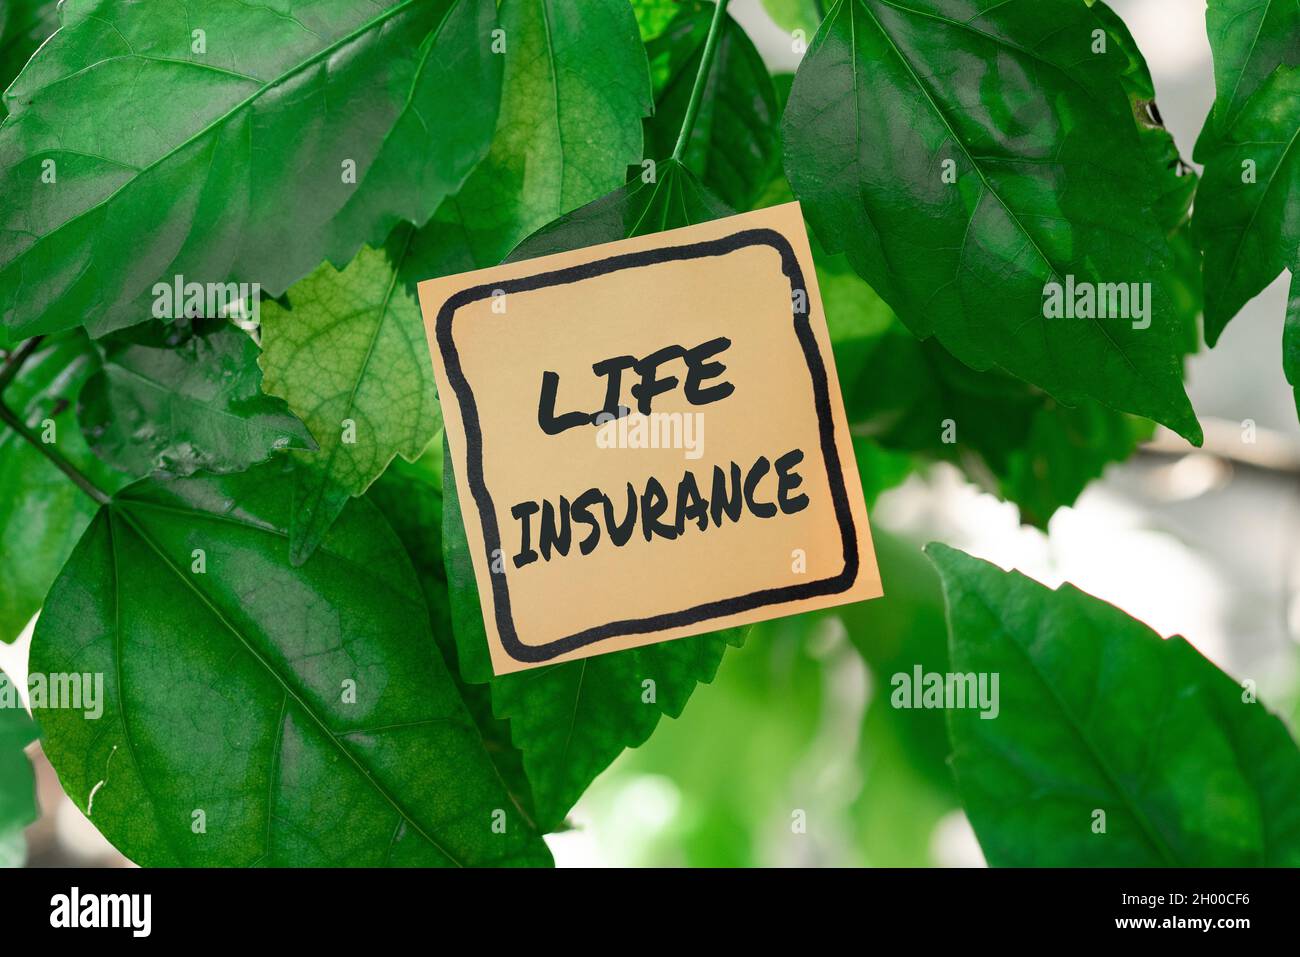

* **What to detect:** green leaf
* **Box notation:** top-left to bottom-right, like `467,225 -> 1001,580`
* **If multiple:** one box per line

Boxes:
926,543 -> 1300,867
31,460 -> 552,866
756,10 -> 1180,523
1194,66 -> 1299,344
0,670 -> 39,867
0,332 -> 126,642
78,318 -> 313,479
997,401 -> 1153,526
0,0 -> 58,117
823,245 -> 1150,526
259,232 -> 441,565
644,1 -> 781,210
415,0 -> 652,276
1092,1 -> 1201,349
0,0 -> 501,340
783,0 -> 1201,443
1194,1 -> 1298,381
1199,0 -> 1299,147
367,445 -> 538,828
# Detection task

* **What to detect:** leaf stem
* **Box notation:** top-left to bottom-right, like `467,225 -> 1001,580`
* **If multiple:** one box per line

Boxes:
0,337 -> 111,506
0,336 -> 43,392
671,0 -> 732,162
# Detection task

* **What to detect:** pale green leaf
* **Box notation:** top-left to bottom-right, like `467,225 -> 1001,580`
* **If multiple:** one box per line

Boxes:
259,232 -> 440,565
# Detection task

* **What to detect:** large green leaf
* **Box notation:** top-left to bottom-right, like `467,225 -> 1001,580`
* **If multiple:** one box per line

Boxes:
0,669 -> 39,867
1195,66 -> 1299,344
415,0 -> 651,276
366,445 -> 538,828
927,543 -> 1300,867
1199,0 -> 1299,147
31,460 -> 552,866
0,332 -> 125,642
259,234 -> 441,566
757,23 -> 1169,526
78,318 -> 313,479
0,0 -> 58,118
1092,2 -> 1201,345
783,0 -> 1201,443
1193,0 -> 1298,386
644,1 -> 781,210
0,0 -> 501,340
822,244 -> 1151,526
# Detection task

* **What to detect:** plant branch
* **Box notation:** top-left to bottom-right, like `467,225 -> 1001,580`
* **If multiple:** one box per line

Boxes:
672,0 -> 731,162
0,336 -> 43,392
1141,419 -> 1300,474
0,337 -> 111,506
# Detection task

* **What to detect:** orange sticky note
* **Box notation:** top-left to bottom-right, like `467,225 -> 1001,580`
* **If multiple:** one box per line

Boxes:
419,202 -> 882,675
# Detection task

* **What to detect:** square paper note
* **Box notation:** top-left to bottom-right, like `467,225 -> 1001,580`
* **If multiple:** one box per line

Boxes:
419,202 -> 881,675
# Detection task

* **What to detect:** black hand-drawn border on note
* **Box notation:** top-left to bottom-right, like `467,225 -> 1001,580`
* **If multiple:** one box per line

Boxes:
435,227 -> 859,664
